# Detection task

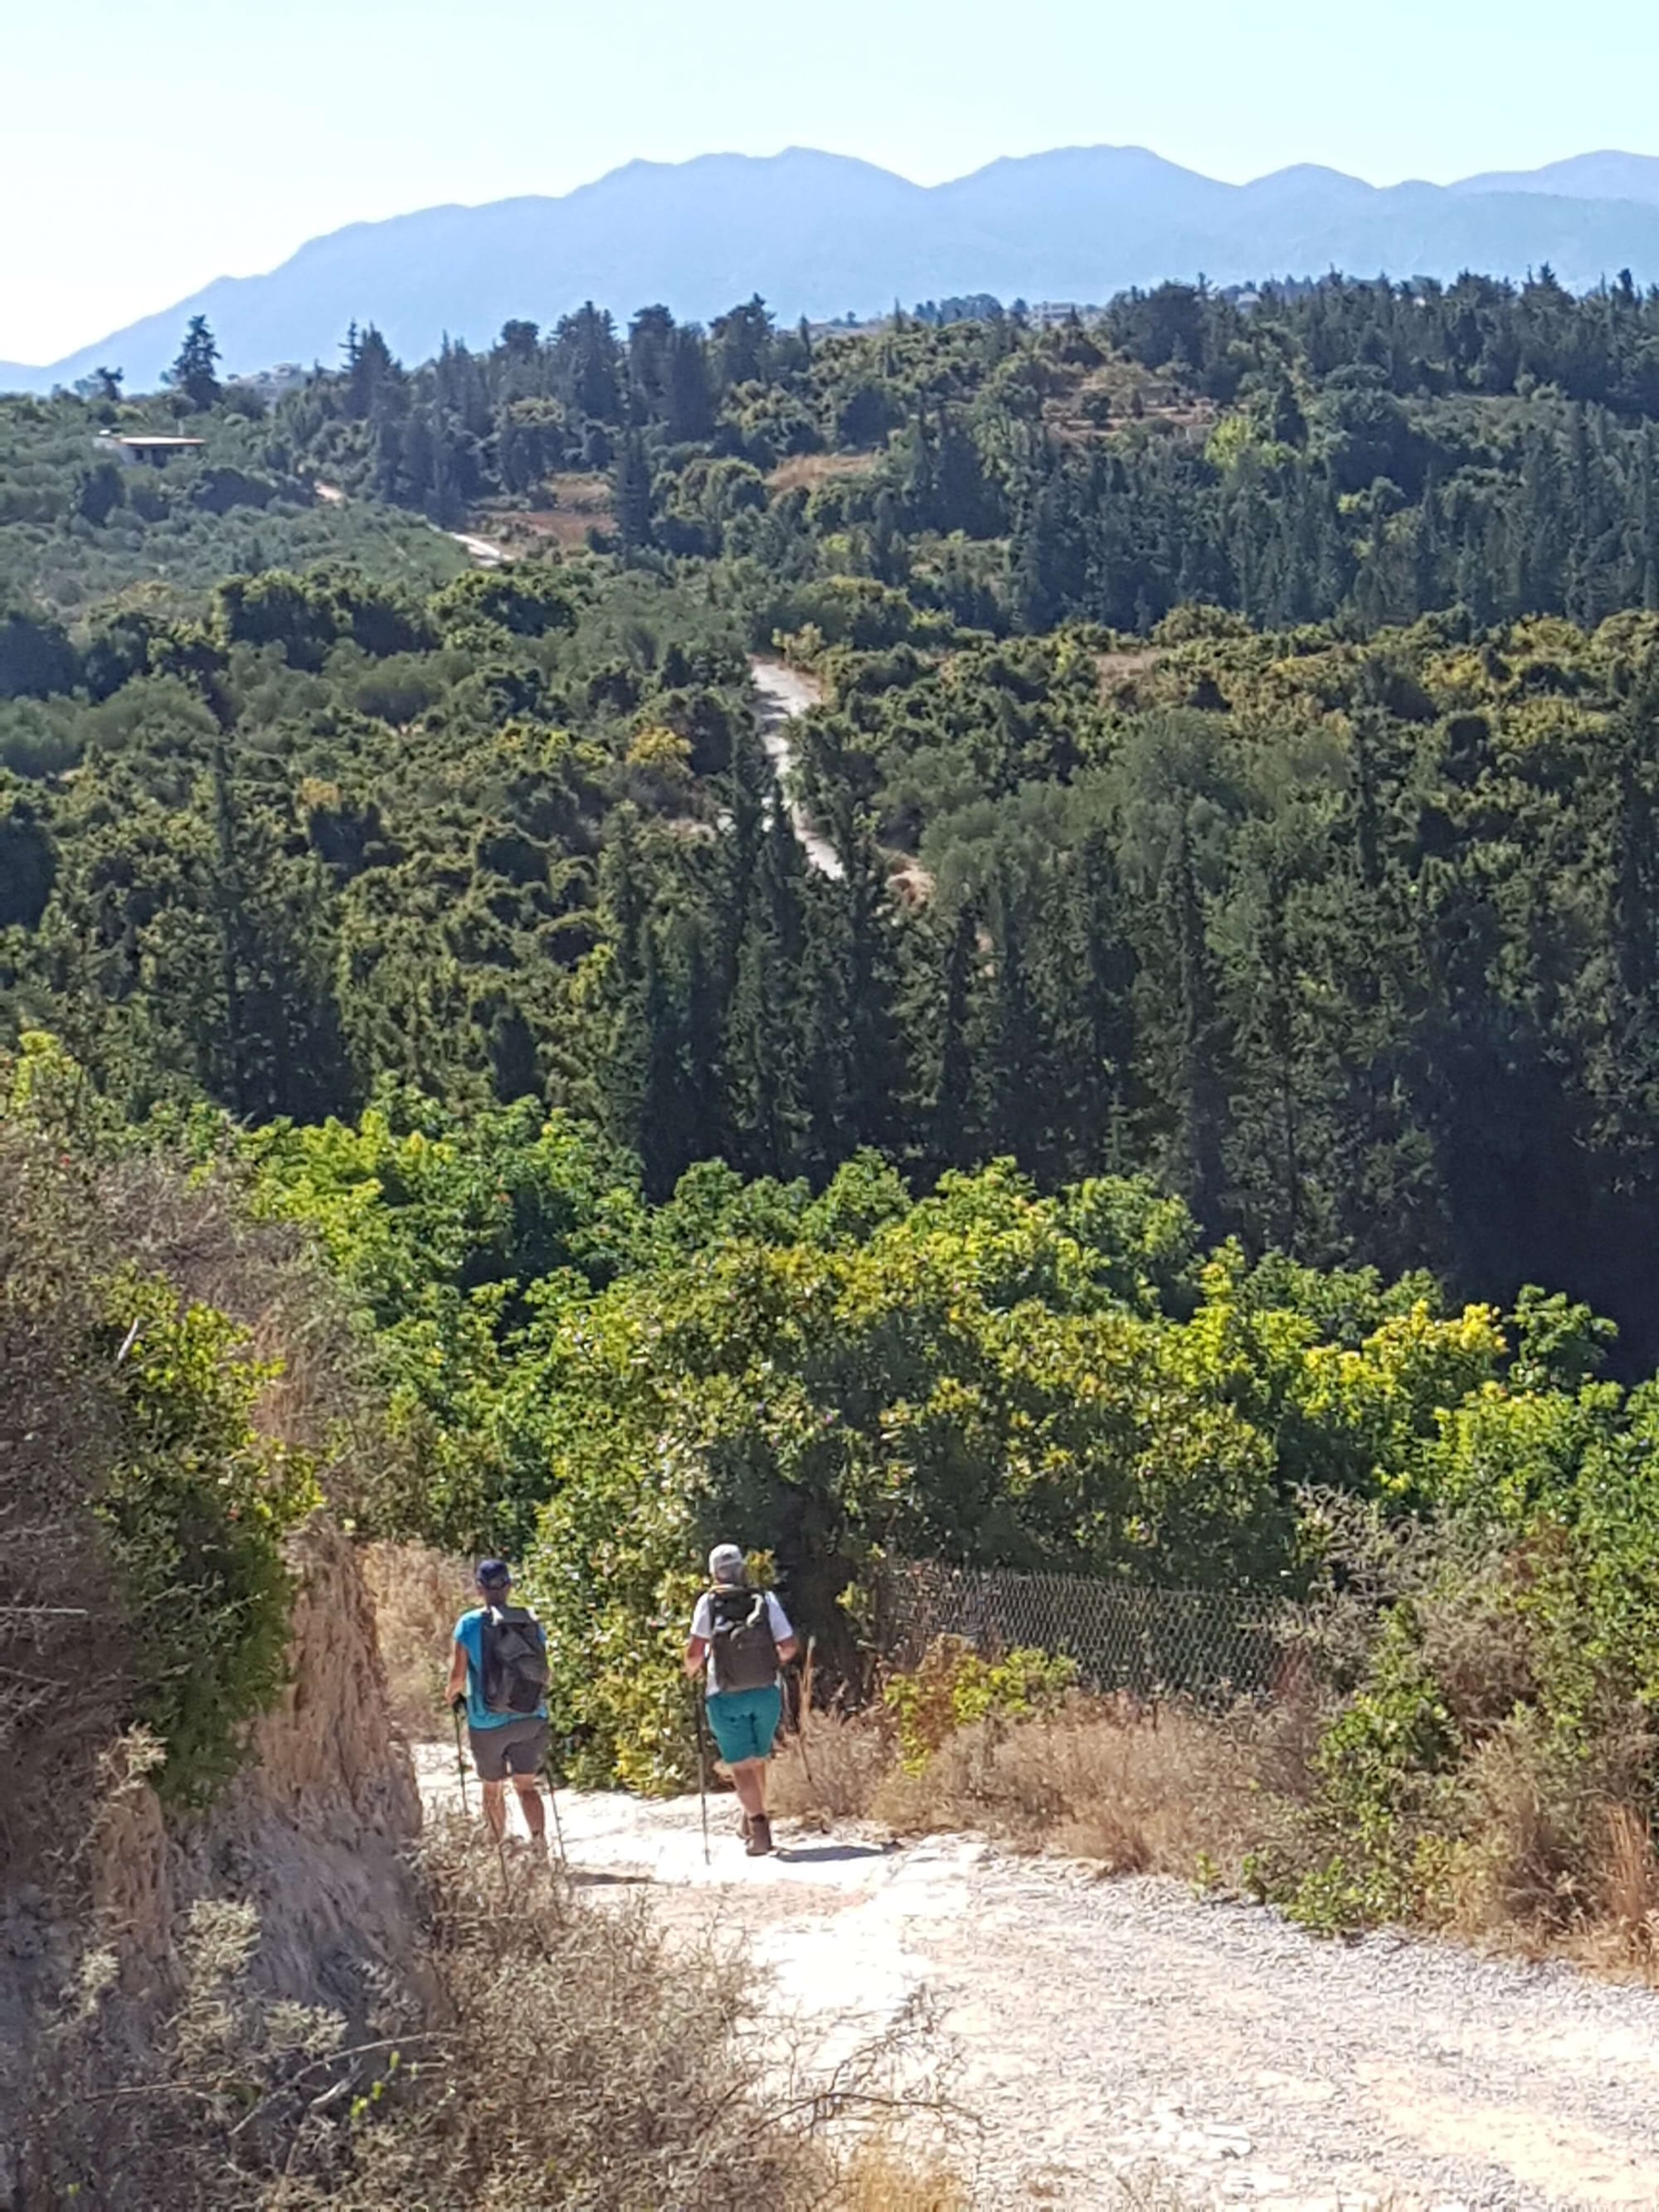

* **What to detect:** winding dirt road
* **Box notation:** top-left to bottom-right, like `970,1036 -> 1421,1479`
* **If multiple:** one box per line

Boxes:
310,479 -> 504,566
413,1749 -> 1659,2210
752,658 -> 843,879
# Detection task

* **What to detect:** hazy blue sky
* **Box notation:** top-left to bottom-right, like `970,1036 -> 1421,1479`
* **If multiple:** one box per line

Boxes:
6,0 -> 1657,362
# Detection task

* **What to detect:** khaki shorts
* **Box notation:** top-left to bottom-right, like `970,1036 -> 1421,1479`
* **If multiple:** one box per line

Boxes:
469,1714 -> 547,1782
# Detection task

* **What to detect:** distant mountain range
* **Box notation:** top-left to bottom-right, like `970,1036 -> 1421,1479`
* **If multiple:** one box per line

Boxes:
8,145 -> 1659,396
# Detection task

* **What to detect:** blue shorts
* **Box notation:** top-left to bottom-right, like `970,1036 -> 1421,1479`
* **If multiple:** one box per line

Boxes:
705,1683 -> 782,1765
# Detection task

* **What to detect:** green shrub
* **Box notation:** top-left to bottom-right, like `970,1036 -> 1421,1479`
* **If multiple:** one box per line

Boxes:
884,1636 -> 1078,1774
2,1067 -> 318,1819
1257,1493 -> 1659,1940
98,1269 -> 318,1806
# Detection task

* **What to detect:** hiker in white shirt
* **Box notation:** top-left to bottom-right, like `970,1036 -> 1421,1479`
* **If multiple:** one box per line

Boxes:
685,1544 -> 797,1855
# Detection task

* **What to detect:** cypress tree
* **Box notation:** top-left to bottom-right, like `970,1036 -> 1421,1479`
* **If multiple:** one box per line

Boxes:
665,326 -> 715,441
835,821 -> 907,1154
1066,830 -> 1138,1174
726,904 -> 801,1179
985,865 -> 1041,1168
1167,814 -> 1230,1232
637,926 -> 696,1200
682,919 -> 725,1166
613,426 -> 653,553
724,805 -> 813,1177
932,901 -> 980,1173
716,728 -> 768,1002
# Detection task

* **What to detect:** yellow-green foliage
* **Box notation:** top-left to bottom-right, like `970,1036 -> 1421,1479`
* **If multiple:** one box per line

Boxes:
511,1155 -> 1555,1786
884,1636 -> 1078,1773
99,1270 -> 319,1806
4,1042 -> 318,1811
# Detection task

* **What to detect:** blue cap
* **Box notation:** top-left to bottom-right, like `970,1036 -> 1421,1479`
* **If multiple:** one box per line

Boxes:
476,1558 -> 512,1588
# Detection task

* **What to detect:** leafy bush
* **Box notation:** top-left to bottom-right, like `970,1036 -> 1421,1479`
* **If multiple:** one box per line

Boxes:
246,1092 -> 643,1551
96,1267 -> 317,1806
0,605 -> 78,698
1251,1488 -> 1659,1944
431,562 -> 577,641
2,1057 -> 318,1827
884,1636 -> 1078,1774
518,1156 -> 1521,1783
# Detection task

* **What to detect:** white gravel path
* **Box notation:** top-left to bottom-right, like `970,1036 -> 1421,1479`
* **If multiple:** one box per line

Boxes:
413,1749 -> 1659,2210
752,658 -> 843,878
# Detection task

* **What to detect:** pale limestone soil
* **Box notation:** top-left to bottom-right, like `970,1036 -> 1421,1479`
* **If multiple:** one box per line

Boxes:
443,526 -> 504,566
751,658 -> 844,879
309,480 -> 504,565
411,1746 -> 1659,2211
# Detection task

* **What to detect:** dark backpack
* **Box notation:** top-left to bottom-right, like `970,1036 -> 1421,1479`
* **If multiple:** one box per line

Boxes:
707,1585 -> 779,1694
479,1604 -> 549,1716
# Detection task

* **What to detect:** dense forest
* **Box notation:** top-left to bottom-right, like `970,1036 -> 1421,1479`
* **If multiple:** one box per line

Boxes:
8,275 -> 1659,1872
283,272 -> 1659,631
10,281 -> 1659,1354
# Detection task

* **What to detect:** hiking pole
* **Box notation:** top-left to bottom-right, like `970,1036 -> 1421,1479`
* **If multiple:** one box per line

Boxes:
542,1749 -> 569,1877
693,1693 -> 712,1868
450,1701 -> 471,1816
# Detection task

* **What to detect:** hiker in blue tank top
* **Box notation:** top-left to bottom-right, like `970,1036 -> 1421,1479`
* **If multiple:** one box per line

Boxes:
684,1544 -> 797,1856
445,1558 -> 552,1849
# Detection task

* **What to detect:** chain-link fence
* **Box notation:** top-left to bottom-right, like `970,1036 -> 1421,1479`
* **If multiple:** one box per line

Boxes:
881,1558 -> 1306,1705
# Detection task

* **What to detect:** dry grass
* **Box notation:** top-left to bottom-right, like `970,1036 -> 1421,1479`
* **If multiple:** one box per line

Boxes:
1448,1730 -> 1659,1976
479,473 -> 614,552
1423,1683 -> 1659,1977
831,2138 -> 969,2210
771,1686 -> 899,1826
1447,1714 -> 1585,1942
1602,1800 -> 1659,1925
544,469 -> 613,512
1041,357 -> 1218,450
359,1827 -> 975,2210
1595,1802 -> 1659,1967
875,1698 -> 1286,1878
342,1825 -> 836,2210
32,1820 -> 952,2210
772,1688 -> 1302,1888
1094,644 -> 1165,704
360,1541 -> 470,1738
1109,2176 -> 1206,2210
886,856 -> 937,909
766,451 -> 881,494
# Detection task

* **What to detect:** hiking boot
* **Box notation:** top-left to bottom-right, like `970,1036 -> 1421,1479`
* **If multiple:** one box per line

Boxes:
744,1813 -> 773,1856
735,1811 -> 752,1840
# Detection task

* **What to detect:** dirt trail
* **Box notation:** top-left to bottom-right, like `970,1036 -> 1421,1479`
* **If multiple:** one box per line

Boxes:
445,525 -> 504,567
752,658 -> 844,879
310,479 -> 504,566
413,1748 -> 1659,2210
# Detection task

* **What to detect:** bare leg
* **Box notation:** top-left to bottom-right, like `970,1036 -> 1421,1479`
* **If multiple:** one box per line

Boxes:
480,1777 -> 507,1839
729,1759 -> 766,1816
511,1774 -> 547,1842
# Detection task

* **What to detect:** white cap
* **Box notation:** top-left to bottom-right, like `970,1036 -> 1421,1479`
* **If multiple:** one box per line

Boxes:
708,1544 -> 747,1586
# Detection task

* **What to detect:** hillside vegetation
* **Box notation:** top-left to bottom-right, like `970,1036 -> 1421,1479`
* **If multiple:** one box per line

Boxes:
7,274 -> 1659,1971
